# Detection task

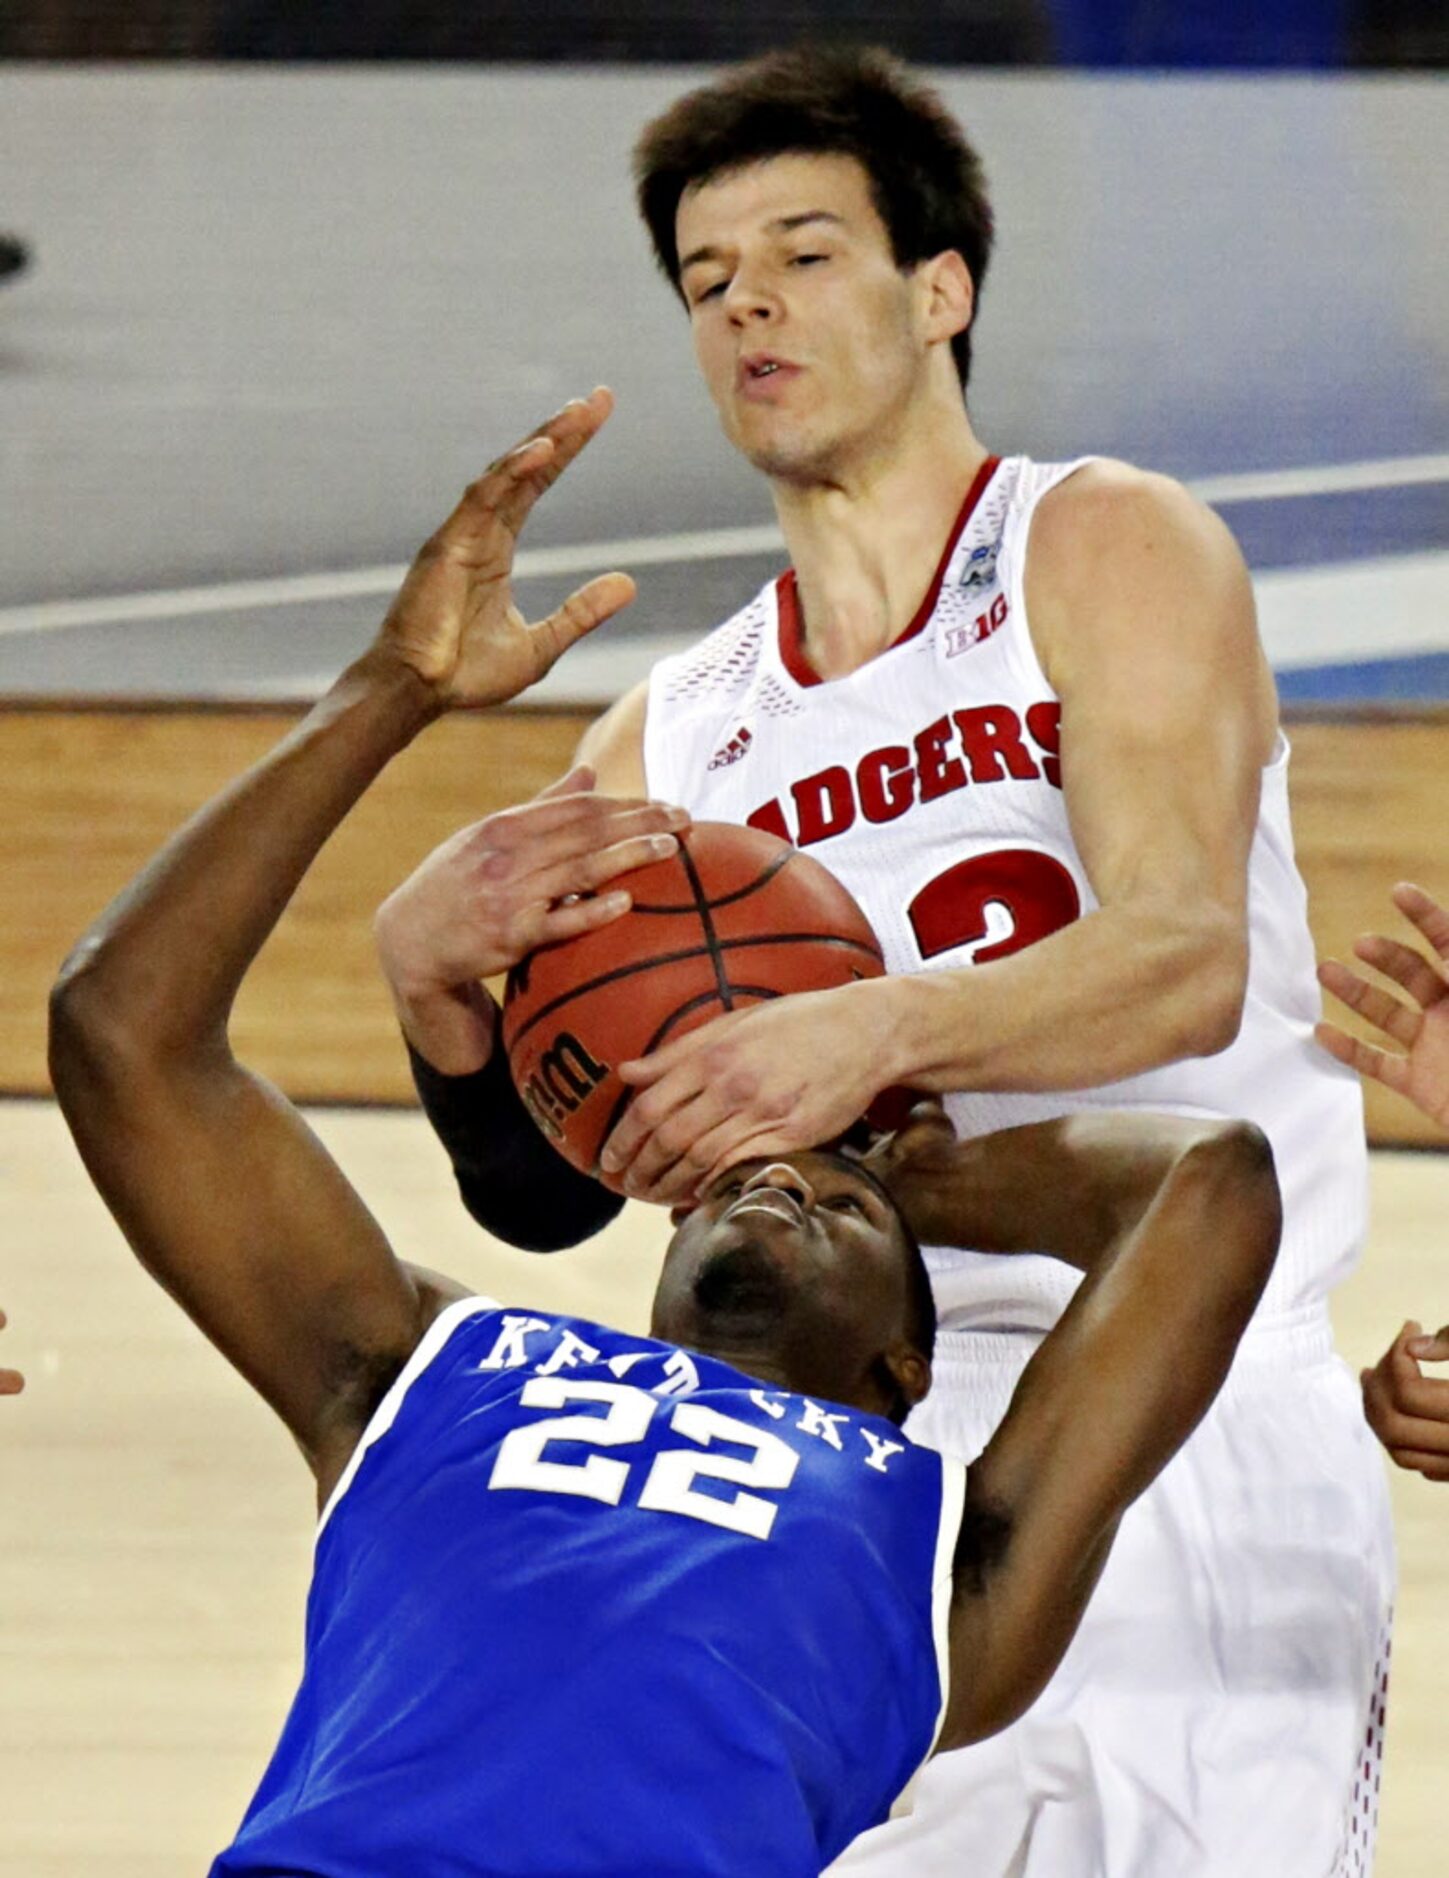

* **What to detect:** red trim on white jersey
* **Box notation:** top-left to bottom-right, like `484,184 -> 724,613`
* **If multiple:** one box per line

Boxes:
774,454 -> 1003,689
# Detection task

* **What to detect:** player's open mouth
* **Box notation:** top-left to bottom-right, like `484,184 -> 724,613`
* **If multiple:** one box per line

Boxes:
724,1189 -> 805,1227
737,354 -> 798,396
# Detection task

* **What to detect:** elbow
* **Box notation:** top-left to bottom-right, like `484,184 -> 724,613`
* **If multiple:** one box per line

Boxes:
48,941 -> 161,1111
1176,917 -> 1248,1059
1184,1120 -> 1283,1303
50,942 -> 110,1084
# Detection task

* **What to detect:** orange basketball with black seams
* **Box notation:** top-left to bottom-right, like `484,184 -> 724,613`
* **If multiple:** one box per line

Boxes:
503,821 -> 885,1187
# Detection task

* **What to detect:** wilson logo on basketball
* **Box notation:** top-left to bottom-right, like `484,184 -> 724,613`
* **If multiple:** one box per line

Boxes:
518,1031 -> 610,1141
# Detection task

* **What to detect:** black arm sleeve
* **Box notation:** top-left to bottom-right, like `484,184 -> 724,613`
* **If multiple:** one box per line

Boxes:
407,1039 -> 624,1252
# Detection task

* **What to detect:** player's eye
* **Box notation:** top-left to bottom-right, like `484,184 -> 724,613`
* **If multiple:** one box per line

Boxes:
826,1192 -> 867,1215
790,253 -> 829,268
694,279 -> 728,303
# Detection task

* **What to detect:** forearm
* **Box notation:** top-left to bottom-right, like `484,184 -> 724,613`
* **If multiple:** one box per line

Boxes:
888,1112 -> 1235,1266
408,1035 -> 624,1250
53,652 -> 435,1057
389,977 -> 500,1076
1015,1125 -> 1279,1489
870,896 -> 1245,1096
942,1122 -> 1280,1748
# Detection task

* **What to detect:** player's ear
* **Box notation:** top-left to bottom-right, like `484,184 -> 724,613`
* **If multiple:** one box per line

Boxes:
917,249 -> 973,345
880,1343 -> 932,1417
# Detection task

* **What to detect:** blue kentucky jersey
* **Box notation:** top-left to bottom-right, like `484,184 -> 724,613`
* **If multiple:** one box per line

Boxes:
212,1296 -> 965,1878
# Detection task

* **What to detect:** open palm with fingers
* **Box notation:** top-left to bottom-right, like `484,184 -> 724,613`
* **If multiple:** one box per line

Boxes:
1316,882 -> 1449,1132
376,388 -> 636,709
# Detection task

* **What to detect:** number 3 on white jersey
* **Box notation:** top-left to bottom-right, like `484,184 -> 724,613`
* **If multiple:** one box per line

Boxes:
489,1379 -> 799,1540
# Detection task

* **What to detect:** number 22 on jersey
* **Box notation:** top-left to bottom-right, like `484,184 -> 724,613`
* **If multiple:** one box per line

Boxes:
488,1378 -> 800,1541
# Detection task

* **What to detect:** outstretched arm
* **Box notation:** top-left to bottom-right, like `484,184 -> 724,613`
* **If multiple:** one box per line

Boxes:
877,1109 -> 1281,1750
1318,880 -> 1449,1478
49,394 -> 635,1494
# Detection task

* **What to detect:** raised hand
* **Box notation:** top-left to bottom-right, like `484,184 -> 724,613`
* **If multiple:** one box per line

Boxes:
375,389 -> 636,709
1360,1321 -> 1449,1482
0,1309 -> 24,1396
1316,882 -> 1449,1131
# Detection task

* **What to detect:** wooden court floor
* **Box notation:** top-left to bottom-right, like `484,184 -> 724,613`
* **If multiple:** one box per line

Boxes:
0,1099 -> 1443,1875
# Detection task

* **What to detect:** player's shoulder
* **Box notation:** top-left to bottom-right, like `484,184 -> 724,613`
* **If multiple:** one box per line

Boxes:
649,579 -> 777,705
1030,456 -> 1247,597
1036,457 -> 1225,548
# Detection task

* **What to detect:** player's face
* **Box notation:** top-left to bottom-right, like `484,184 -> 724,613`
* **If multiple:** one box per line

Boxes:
652,1151 -> 929,1418
675,154 -> 935,486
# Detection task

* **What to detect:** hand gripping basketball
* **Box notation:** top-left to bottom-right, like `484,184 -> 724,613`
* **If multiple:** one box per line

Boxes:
502,824 -> 886,1188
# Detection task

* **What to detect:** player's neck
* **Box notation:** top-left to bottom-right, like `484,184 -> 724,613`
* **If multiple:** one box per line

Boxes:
772,402 -> 989,682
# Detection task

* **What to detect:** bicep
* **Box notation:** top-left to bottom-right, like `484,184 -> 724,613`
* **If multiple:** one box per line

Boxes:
1038,471 -> 1275,920
64,1048 -> 433,1469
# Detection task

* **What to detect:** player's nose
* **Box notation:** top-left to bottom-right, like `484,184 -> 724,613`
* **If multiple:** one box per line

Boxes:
725,267 -> 779,324
740,1162 -> 816,1209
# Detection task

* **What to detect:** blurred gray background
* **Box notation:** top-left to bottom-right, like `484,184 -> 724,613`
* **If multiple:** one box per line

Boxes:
1,59 -> 1446,702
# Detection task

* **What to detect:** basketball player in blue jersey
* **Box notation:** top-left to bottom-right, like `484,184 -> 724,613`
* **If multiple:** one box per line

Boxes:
50,401 -> 1283,1876
375,47 -> 1394,1876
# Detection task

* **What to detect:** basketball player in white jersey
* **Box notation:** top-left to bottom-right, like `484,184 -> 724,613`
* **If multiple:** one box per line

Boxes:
375,47 -> 1394,1875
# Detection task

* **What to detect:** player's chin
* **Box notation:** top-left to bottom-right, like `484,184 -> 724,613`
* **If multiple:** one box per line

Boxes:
691,1233 -> 798,1321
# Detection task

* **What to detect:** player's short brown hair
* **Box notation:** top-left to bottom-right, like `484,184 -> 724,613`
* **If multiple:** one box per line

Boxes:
634,44 -> 994,391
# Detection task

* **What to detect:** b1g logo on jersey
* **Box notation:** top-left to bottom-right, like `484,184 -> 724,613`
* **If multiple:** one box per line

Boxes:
519,1031 -> 608,1141
944,592 -> 1009,659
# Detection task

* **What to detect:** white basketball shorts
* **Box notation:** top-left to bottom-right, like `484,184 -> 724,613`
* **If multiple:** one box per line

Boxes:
832,1305 -> 1396,1878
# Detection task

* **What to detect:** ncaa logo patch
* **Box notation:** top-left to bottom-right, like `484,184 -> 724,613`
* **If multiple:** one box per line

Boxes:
958,537 -> 1001,594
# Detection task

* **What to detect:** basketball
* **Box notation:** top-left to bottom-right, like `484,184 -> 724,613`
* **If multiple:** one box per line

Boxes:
502,821 -> 885,1185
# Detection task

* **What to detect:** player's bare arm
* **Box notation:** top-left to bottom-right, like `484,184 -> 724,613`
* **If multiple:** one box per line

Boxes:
603,465 -> 1278,1201
872,1108 -> 1283,1748
1319,880 -> 1449,1477
49,394 -> 636,1501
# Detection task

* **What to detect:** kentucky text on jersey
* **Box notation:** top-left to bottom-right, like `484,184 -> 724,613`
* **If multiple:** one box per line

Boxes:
211,1298 -> 963,1878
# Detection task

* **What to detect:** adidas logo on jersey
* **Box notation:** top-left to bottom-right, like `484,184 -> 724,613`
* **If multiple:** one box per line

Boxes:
708,725 -> 754,771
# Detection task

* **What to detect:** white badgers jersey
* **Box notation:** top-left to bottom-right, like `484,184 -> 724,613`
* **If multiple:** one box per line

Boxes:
643,454 -> 1367,1331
